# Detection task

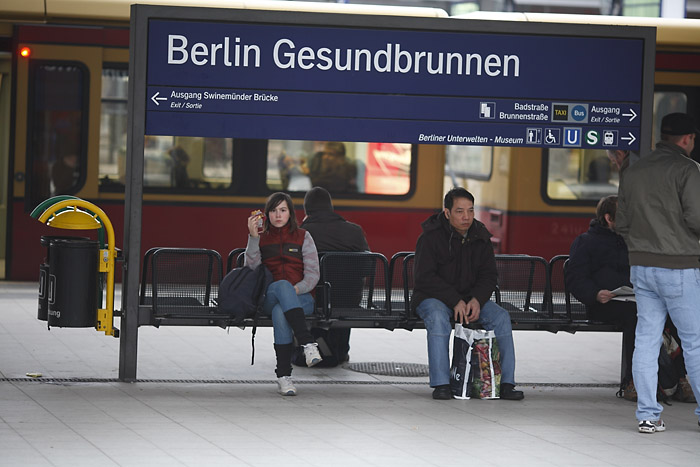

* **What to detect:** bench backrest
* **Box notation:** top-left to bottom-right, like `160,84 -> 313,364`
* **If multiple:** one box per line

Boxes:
389,252 -> 414,318
319,251 -> 392,321
494,254 -> 552,321
141,248 -> 223,317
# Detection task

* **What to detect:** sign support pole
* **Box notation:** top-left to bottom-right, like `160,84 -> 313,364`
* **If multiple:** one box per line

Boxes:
120,5 -> 150,382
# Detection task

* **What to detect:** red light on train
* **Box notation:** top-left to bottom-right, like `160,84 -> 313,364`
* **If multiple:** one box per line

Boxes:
20,47 -> 31,58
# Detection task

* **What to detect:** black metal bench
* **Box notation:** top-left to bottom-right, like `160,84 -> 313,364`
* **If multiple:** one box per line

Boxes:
138,247 -> 628,383
141,248 -> 625,332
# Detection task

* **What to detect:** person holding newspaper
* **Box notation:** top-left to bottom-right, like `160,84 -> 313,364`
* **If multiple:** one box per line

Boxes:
566,195 -> 638,397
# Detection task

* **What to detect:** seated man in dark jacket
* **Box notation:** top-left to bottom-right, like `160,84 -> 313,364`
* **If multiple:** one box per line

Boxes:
412,187 -> 524,401
298,187 -> 369,366
565,195 -> 637,396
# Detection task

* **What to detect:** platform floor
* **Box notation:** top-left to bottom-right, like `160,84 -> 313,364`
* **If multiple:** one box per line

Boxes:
1,282 -> 698,466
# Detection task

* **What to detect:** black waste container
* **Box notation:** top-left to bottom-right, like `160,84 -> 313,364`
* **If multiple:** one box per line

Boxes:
38,236 -> 89,321
47,238 -> 99,328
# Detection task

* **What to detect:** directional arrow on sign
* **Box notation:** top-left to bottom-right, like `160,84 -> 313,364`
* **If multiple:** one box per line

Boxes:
151,91 -> 167,105
622,109 -> 637,122
621,132 -> 636,145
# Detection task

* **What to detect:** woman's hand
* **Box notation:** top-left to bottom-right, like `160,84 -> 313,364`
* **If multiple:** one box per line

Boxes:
247,214 -> 260,238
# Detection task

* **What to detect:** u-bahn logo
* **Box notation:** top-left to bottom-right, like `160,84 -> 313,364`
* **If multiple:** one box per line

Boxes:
563,128 -> 582,147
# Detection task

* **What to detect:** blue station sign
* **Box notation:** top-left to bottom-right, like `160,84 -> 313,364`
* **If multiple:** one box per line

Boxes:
143,14 -> 654,150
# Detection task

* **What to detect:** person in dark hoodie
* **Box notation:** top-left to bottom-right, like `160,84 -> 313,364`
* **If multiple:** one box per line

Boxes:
565,195 -> 637,398
412,187 -> 524,401
302,186 -> 369,253
298,187 -> 369,366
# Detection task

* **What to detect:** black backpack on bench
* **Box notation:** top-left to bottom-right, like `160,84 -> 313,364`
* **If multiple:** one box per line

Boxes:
218,264 -> 272,324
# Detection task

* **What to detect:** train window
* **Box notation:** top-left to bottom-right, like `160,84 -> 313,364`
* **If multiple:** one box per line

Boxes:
143,136 -> 234,189
267,140 -> 412,195
546,148 -> 619,202
99,68 -> 128,190
26,62 -> 88,208
444,145 -> 492,181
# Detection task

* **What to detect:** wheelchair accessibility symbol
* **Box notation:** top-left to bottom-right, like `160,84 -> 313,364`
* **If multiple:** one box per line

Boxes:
544,128 -> 560,145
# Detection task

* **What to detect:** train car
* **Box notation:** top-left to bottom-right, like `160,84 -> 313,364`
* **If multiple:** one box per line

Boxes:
0,0 -> 448,280
449,12 -> 700,259
2,3 -> 699,281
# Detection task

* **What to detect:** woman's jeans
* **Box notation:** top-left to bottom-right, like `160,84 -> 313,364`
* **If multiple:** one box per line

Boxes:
263,280 -> 315,345
630,266 -> 700,422
416,298 -> 516,387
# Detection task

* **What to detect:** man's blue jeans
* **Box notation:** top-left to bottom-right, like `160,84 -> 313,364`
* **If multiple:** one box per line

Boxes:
630,266 -> 700,422
263,280 -> 315,345
416,298 -> 516,387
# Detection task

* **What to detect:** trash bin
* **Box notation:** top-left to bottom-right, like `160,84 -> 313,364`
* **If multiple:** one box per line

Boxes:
38,235 -> 88,321
47,238 -> 99,328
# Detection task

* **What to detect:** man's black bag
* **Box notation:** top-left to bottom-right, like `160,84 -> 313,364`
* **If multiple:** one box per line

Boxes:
218,264 -> 272,324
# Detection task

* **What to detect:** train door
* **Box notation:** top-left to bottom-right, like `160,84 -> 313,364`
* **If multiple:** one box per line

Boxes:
9,32 -> 104,280
0,54 -> 10,278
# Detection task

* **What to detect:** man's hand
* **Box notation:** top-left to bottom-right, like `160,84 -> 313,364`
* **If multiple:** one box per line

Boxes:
596,289 -> 615,304
453,300 -> 469,324
465,297 -> 481,322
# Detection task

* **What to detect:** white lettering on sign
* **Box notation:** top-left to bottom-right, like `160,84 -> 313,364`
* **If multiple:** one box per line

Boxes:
166,34 -> 521,78
168,35 -> 261,67
272,38 -> 520,76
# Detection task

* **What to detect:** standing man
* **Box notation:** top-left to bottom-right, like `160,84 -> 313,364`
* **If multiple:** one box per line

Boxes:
412,187 -> 524,401
616,112 -> 700,433
299,186 -> 369,366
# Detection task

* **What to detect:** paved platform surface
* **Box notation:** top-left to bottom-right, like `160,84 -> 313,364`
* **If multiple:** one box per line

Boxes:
1,281 -> 698,466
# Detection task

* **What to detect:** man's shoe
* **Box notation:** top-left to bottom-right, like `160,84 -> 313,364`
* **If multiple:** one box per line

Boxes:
432,385 -> 453,400
500,383 -> 524,400
277,376 -> 297,396
638,419 -> 665,433
303,343 -> 322,367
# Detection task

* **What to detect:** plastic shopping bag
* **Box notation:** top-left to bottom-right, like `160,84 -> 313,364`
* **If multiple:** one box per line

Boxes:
450,324 -> 501,399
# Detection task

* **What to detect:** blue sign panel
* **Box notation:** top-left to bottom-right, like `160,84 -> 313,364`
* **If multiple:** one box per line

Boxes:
145,18 -> 647,149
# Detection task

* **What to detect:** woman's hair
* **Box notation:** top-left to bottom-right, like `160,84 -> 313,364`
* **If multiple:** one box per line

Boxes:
596,195 -> 618,227
263,192 -> 298,233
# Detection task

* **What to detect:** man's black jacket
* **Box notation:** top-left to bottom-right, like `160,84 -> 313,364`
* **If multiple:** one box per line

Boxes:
411,211 -> 497,311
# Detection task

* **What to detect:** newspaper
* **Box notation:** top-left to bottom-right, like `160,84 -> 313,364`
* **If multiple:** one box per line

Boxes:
611,286 -> 635,302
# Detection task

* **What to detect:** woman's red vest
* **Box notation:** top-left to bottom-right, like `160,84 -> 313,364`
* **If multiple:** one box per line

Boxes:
259,224 -> 306,285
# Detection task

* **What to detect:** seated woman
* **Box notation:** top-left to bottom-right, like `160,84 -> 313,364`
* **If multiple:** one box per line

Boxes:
244,192 -> 323,396
565,195 -> 637,398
